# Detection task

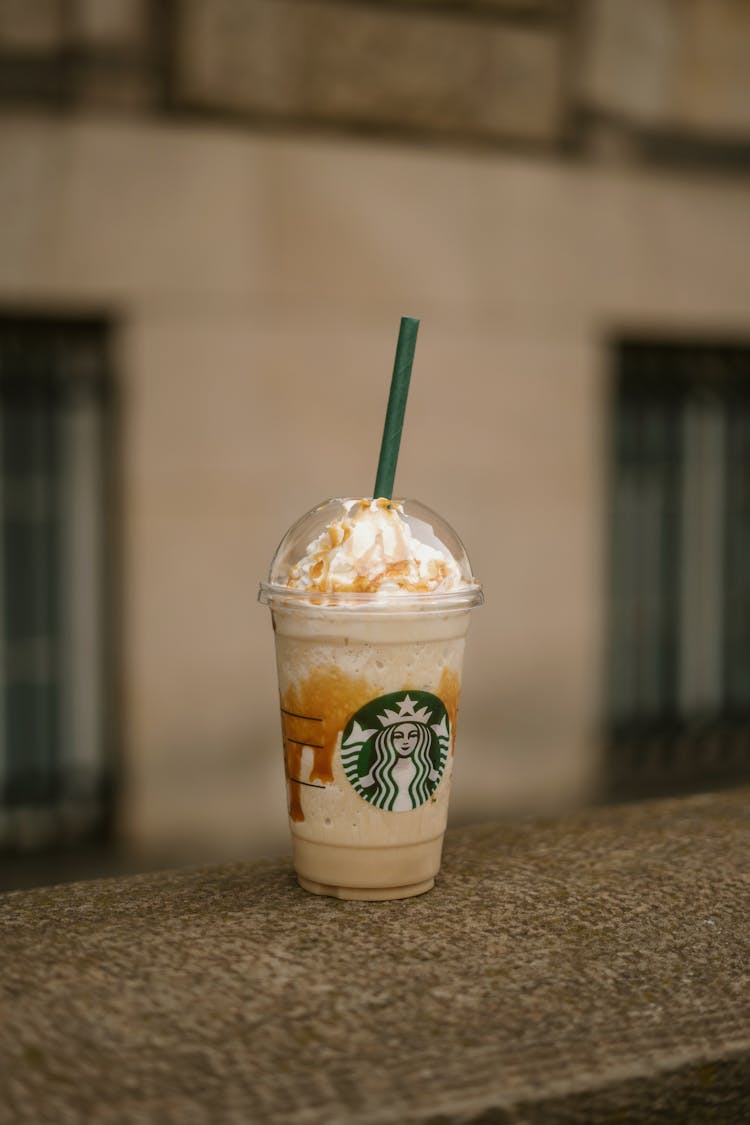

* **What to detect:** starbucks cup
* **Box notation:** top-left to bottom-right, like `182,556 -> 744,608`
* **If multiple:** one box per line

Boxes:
259,499 -> 483,901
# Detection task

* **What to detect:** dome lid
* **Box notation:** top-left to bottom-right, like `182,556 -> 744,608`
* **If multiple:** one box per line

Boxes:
259,497 -> 482,612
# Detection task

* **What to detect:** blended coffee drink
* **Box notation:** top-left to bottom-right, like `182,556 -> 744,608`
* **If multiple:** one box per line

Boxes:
260,497 -> 482,900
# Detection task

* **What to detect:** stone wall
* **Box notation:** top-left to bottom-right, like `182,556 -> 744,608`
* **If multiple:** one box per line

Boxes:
0,0 -> 749,162
0,2 -> 749,861
2,112 -> 748,858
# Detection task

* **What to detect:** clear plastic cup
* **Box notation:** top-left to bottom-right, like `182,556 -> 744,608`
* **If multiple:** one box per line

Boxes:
259,499 -> 483,900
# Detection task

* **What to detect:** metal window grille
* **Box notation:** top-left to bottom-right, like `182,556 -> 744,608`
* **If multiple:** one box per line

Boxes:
0,316 -> 115,851
606,340 -> 750,800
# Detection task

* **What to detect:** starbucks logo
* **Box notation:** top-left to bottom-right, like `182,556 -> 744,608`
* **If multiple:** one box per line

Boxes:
340,692 -> 451,812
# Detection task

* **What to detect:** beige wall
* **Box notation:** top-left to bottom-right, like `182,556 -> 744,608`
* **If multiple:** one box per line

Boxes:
1,115 -> 749,859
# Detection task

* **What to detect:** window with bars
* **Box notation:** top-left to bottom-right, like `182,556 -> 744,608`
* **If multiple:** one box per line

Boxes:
607,340 -> 750,799
0,316 -> 115,851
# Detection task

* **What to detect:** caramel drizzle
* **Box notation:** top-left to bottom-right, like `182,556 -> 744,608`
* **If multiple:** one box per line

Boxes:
279,667 -> 372,822
280,708 -> 325,823
438,667 -> 461,755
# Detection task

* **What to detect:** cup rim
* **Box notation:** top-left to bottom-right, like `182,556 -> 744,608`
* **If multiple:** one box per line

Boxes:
258,581 -> 483,613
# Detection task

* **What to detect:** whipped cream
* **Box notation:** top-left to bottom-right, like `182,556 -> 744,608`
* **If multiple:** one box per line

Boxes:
287,498 -> 466,594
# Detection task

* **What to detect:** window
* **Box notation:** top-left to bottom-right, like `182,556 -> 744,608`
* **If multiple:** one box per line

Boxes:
0,316 -> 115,850
607,340 -> 750,799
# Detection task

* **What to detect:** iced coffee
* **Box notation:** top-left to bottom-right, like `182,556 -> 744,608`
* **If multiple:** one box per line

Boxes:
260,497 -> 482,900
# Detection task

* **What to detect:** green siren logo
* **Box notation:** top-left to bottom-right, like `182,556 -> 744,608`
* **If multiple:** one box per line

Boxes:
341,691 -> 450,812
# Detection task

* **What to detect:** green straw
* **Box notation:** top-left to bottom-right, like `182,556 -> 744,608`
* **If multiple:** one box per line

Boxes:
373,316 -> 420,499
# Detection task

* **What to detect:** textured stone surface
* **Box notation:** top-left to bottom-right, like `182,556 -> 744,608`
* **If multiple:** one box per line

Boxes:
70,57 -> 158,112
175,0 -> 564,143
1,790 -> 750,1122
0,0 -> 65,52
579,0 -> 750,139
372,1 -> 566,11
71,0 -> 148,49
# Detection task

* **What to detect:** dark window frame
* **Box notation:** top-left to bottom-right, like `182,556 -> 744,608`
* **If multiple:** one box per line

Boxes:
0,312 -> 119,852
605,337 -> 750,801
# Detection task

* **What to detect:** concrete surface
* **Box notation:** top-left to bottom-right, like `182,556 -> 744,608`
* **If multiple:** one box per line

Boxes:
1,789 -> 749,1122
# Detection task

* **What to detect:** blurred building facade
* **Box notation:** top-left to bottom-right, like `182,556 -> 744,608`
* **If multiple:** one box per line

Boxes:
0,0 -> 749,865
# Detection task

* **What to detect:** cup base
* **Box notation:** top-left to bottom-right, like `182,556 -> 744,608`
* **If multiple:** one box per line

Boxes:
297,875 -> 435,901
291,834 -> 444,901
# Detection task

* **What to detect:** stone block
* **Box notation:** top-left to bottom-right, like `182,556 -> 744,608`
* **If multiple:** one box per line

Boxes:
0,0 -> 65,53
349,0 -> 568,13
578,0 -> 675,125
579,0 -> 750,140
71,0 -> 149,49
71,59 -> 157,111
675,0 -> 750,136
175,0 -> 564,143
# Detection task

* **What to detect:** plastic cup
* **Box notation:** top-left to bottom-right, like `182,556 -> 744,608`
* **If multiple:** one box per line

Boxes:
259,499 -> 482,901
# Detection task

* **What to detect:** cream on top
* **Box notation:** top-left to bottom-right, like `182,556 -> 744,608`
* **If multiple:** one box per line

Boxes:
286,498 -> 466,594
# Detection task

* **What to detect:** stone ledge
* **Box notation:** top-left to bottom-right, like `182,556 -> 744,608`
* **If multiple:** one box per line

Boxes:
174,0 -> 564,145
1,790 -> 749,1122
